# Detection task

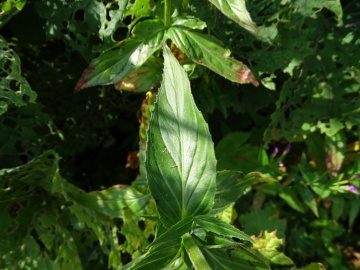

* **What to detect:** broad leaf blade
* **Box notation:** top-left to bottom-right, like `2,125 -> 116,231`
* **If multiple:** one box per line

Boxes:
146,44 -> 216,228
195,216 -> 253,243
208,0 -> 258,33
76,19 -> 164,90
167,27 -> 258,86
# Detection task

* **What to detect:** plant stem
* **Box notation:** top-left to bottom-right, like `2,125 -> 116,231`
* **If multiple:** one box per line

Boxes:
164,0 -> 171,29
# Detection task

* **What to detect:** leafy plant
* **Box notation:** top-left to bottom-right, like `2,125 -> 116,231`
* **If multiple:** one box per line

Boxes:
1,0 -> 360,269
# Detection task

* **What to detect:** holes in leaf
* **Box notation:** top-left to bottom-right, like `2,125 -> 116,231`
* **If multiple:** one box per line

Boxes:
3,59 -> 12,71
73,9 -> 85,22
22,94 -> 30,102
9,80 -> 18,91
113,26 -> 128,41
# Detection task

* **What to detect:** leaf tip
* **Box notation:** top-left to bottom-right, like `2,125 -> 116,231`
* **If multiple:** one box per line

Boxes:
74,66 -> 94,92
237,66 -> 259,87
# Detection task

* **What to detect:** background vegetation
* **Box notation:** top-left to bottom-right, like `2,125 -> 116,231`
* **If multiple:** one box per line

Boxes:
0,0 -> 359,269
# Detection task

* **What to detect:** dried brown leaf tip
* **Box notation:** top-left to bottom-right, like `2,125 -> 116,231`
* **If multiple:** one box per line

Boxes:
237,66 -> 259,87
75,66 -> 94,92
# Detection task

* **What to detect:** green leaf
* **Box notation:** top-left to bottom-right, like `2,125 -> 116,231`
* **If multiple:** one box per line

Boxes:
211,171 -> 245,214
145,44 -> 216,228
293,0 -> 343,25
114,56 -> 163,92
279,189 -> 306,213
183,233 -> 212,269
215,132 -> 260,172
252,230 -> 294,265
0,35 -> 37,115
167,27 -> 259,86
76,19 -> 164,90
299,186 -> 319,218
119,238 -> 181,270
0,150 -> 59,192
0,0 -> 27,28
292,262 -> 326,270
150,216 -> 194,247
239,206 -> 287,238
195,216 -> 253,243
200,246 -> 269,270
68,185 -> 151,218
208,0 -> 258,33
172,16 -> 207,30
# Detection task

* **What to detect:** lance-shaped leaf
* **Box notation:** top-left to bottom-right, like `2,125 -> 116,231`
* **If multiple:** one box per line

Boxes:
119,238 -> 182,270
167,27 -> 259,86
208,0 -> 258,34
75,19 -> 164,91
195,215 -> 253,243
183,233 -> 212,269
146,44 -> 216,228
68,185 -> 151,218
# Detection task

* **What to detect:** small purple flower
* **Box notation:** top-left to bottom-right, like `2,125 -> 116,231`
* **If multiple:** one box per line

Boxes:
272,147 -> 279,157
346,185 -> 359,194
283,144 -> 291,154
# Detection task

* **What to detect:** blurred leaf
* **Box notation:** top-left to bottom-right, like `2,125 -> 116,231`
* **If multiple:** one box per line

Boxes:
146,44 -> 216,228
298,186 -> 319,218
68,185 -> 151,218
239,206 -> 286,238
0,35 -> 37,115
0,0 -> 27,28
215,132 -> 260,172
279,188 -> 306,213
252,230 -> 294,265
291,262 -> 326,270
167,26 -> 259,86
208,0 -> 258,33
292,0 -> 343,24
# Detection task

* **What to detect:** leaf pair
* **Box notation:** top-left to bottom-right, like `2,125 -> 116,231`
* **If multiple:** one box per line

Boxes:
75,14 -> 259,92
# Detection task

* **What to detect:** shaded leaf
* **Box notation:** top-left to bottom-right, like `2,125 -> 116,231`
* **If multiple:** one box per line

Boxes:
183,233 -> 212,269
68,185 -> 151,218
119,238 -> 181,270
150,216 -> 194,247
0,35 -> 37,115
167,27 -> 259,86
146,44 -> 216,227
114,56 -> 162,92
195,215 -> 253,242
76,19 -> 164,90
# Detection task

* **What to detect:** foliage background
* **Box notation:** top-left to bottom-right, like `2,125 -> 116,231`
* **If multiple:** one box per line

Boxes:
0,0 -> 359,269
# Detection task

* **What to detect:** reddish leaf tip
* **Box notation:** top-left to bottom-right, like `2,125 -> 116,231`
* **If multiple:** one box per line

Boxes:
74,66 -> 94,92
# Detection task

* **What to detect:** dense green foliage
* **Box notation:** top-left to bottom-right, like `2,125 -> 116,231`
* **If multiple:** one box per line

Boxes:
1,0 -> 359,269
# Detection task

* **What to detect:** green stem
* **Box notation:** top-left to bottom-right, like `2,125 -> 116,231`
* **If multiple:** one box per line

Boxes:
164,0 -> 171,29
